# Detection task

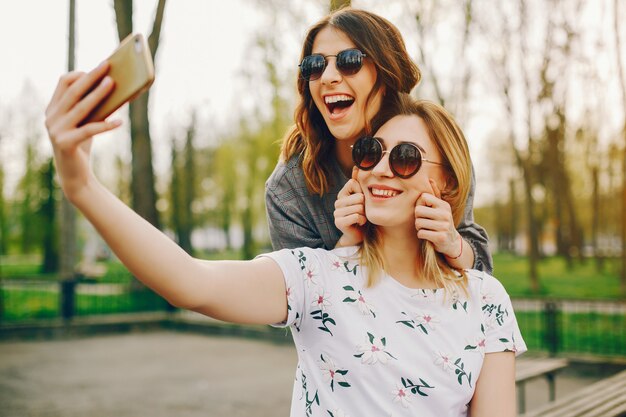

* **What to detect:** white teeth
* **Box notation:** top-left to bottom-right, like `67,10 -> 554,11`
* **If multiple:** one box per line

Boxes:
325,94 -> 354,104
371,188 -> 399,197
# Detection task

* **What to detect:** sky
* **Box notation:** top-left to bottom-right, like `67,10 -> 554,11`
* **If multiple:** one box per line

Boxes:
0,0 -> 312,193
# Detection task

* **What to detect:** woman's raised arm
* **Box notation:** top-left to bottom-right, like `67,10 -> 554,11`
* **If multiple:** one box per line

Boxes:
45,65 -> 288,325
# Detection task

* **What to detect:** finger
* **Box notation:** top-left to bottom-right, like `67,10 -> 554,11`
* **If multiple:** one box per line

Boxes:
335,192 -> 364,209
334,204 -> 365,220
337,178 -> 363,199
55,61 -> 110,116
417,192 -> 448,209
415,205 -> 451,221
64,76 -> 115,127
54,119 -> 122,151
429,178 -> 442,199
415,218 -> 446,232
351,166 -> 359,181
48,71 -> 85,112
336,213 -> 367,229
416,229 -> 444,244
416,192 -> 436,208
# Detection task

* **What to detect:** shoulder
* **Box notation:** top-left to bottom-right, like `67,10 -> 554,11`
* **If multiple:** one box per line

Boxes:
465,269 -> 510,301
266,154 -> 305,193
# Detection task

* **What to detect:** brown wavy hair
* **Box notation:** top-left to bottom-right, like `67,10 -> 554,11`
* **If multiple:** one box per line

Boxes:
280,8 -> 421,195
359,100 -> 472,294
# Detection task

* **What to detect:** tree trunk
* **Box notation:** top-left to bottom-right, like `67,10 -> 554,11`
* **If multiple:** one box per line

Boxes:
41,159 -> 58,273
178,116 -> 196,255
59,0 -> 76,280
591,166 -> 603,271
613,0 -> 626,297
113,0 -> 167,230
509,178 -> 517,253
519,156 -> 540,294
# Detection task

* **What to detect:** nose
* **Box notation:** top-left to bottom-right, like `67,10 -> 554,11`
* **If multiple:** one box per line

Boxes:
320,57 -> 342,85
371,151 -> 393,178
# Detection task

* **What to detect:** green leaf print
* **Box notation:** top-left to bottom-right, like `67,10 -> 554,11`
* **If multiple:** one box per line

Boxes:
343,261 -> 358,275
396,312 -> 428,334
400,376 -> 434,397
452,357 -> 473,387
311,309 -> 336,336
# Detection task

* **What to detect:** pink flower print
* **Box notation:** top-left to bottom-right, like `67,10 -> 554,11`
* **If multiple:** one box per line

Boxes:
434,351 -> 455,371
356,294 -> 374,315
318,354 -> 350,391
354,332 -> 396,365
464,335 -> 486,357
329,256 -> 343,271
311,289 -> 331,310
484,312 -> 498,331
411,289 -> 436,302
480,290 -> 494,306
414,311 -> 439,331
342,286 -> 376,317
303,264 -> 318,287
392,384 -> 411,408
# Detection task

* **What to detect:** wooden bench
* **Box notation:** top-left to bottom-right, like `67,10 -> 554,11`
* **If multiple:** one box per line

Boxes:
516,358 -> 569,414
521,368 -> 626,417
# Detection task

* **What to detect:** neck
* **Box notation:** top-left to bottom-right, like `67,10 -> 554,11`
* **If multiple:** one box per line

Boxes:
334,138 -> 357,177
377,225 -> 432,288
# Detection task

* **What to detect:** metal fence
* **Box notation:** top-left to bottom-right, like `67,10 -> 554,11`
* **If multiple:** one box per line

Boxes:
512,298 -> 626,357
1,279 -> 624,357
0,278 -> 170,322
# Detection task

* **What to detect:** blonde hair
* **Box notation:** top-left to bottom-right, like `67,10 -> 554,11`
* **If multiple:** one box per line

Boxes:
359,101 -> 472,295
281,8 -> 421,196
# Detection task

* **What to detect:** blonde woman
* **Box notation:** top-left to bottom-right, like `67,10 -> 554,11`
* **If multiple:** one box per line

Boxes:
45,60 -> 524,417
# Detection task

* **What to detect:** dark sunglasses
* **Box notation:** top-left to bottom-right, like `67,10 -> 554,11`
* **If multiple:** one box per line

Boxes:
299,48 -> 367,81
352,136 -> 444,179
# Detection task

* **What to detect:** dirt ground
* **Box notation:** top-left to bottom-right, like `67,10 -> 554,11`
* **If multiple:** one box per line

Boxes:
0,330 -> 618,417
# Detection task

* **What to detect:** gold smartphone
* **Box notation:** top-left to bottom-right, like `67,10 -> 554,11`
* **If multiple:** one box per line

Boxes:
83,33 -> 155,123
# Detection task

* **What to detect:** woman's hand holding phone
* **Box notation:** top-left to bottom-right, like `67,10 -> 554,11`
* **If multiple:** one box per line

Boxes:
45,62 -> 121,201
334,167 -> 367,248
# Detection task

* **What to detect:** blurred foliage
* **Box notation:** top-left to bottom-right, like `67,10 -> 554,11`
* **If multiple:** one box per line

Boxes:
0,0 -> 625,296
494,253 -> 622,300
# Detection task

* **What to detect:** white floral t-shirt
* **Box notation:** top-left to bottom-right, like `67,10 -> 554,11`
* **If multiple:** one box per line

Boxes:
261,246 -> 526,417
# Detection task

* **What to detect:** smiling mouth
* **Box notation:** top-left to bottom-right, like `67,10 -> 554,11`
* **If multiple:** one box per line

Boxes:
370,187 -> 402,198
325,94 -> 355,115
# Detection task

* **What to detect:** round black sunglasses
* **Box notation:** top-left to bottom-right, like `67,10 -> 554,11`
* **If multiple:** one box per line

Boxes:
299,49 -> 367,81
352,136 -> 444,179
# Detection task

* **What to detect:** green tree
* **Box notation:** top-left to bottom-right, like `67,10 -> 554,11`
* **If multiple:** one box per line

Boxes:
168,115 -> 197,255
212,142 -> 237,250
40,159 -> 58,273
0,166 -> 6,256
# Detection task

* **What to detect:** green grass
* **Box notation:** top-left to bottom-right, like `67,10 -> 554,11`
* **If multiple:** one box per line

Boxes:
515,311 -> 626,356
2,252 -> 624,299
1,287 -> 168,321
493,253 -> 624,300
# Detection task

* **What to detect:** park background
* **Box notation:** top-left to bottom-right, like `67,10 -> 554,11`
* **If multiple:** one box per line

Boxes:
1,0 -> 625,416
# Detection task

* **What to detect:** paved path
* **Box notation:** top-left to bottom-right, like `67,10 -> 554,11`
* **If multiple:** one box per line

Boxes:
0,331 -> 297,417
0,330 -> 618,417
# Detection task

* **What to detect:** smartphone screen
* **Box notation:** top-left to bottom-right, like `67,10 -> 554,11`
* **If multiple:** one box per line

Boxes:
83,33 -> 155,124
